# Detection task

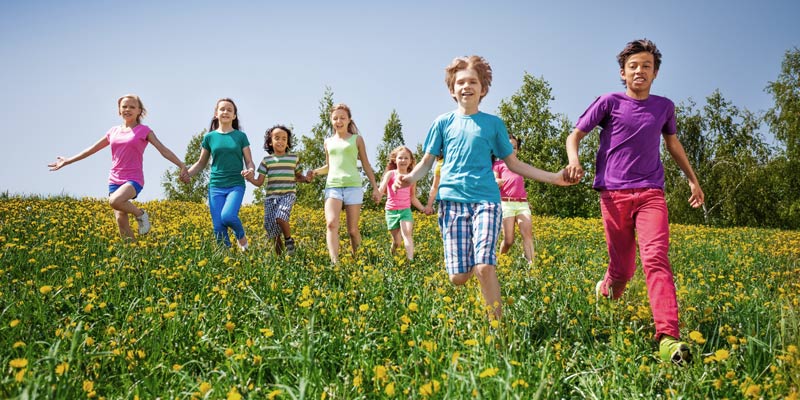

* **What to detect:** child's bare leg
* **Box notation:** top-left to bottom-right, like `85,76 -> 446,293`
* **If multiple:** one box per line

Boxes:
344,204 -> 361,257
324,198 -> 343,263
500,217 -> 515,254
474,263 -> 502,320
109,184 -> 139,240
517,215 -> 534,263
389,229 -> 402,255
399,220 -> 414,260
277,218 -> 291,238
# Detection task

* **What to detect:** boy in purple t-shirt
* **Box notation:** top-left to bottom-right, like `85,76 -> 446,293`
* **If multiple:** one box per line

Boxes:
564,39 -> 704,365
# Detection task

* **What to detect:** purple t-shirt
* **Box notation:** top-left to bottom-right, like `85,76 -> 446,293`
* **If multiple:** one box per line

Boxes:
575,93 -> 677,191
106,124 -> 150,186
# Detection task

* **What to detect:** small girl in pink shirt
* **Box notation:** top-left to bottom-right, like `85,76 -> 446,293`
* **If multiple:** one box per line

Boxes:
378,146 -> 425,260
49,94 -> 188,240
493,135 -> 535,264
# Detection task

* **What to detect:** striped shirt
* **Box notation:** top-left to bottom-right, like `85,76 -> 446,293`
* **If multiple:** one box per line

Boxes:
256,152 -> 301,195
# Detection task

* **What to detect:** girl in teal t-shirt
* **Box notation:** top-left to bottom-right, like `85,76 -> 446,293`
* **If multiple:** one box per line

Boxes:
186,98 -> 255,250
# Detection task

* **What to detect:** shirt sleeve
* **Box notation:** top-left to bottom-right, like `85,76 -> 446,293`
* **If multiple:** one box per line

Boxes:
575,95 -> 608,133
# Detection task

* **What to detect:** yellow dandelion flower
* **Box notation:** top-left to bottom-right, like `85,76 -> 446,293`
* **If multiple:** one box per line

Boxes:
385,382 -> 395,396
267,389 -> 283,399
743,384 -> 760,398
9,319 -> 20,328
359,304 -> 369,312
227,386 -> 242,400
512,379 -> 529,388
408,302 -> 418,312
14,368 -> 25,383
39,285 -> 53,295
225,348 -> 235,357
9,358 -> 28,369
479,367 -> 499,378
85,337 -> 95,346
172,364 -> 182,371
12,341 -> 25,349
689,330 -> 706,344
490,319 -> 500,329
788,345 -> 798,354
714,349 -> 730,361
464,339 -> 478,346
258,328 -> 273,338
225,321 -> 235,332
83,380 -> 94,392
198,381 -> 212,395
55,362 -> 69,376
374,365 -> 387,381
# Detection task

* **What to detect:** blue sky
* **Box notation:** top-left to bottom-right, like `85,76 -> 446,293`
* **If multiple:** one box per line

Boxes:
2,0 -> 798,202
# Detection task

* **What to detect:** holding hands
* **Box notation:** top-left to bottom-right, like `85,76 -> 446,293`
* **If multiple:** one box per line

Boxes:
563,162 -> 585,184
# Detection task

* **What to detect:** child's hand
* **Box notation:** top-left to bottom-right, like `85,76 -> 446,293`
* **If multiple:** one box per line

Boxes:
305,170 -> 315,182
554,168 -> 580,186
688,182 -> 705,208
564,162 -> 584,183
423,205 -> 434,215
48,157 -> 68,171
241,168 -> 254,179
179,166 -> 190,183
371,187 -> 382,203
393,174 -> 411,191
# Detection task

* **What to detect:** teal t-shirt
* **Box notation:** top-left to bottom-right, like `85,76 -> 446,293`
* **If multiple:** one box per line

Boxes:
423,111 -> 513,203
202,130 -> 250,188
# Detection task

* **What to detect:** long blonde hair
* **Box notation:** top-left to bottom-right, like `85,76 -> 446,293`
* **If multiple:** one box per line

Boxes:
330,103 -> 359,135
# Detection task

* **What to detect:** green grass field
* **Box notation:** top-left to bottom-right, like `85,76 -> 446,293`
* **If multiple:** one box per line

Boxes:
1,197 -> 798,399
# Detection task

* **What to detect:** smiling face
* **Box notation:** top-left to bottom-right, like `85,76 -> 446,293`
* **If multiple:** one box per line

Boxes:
450,68 -> 486,112
269,128 -> 289,154
621,51 -> 658,99
331,109 -> 351,135
215,100 -> 237,126
395,149 -> 412,172
118,97 -> 143,124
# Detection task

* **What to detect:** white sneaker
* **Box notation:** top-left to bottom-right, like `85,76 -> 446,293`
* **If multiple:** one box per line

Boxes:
237,238 -> 248,252
136,211 -> 151,235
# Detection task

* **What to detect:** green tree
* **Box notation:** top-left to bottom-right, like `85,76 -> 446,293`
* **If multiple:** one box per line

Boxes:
375,110 -> 406,180
664,91 -> 771,227
497,72 -> 598,218
765,47 -> 800,228
295,87 -> 334,207
162,129 -> 208,203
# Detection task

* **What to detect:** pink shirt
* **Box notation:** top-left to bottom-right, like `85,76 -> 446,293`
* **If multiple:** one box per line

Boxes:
492,160 -> 526,199
385,171 -> 412,210
106,124 -> 150,186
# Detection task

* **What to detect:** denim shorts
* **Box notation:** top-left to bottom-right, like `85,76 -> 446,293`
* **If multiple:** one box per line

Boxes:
109,181 -> 143,198
324,186 -> 363,205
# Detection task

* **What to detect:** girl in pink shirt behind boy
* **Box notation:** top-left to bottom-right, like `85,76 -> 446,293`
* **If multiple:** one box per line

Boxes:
378,146 -> 425,260
493,135 -> 535,264
49,94 -> 188,240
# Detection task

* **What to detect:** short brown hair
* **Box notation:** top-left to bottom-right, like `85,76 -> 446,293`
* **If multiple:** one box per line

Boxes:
617,39 -> 662,71
444,55 -> 493,102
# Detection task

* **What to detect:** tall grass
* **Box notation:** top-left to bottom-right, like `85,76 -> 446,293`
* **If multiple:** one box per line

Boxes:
1,197 -> 798,399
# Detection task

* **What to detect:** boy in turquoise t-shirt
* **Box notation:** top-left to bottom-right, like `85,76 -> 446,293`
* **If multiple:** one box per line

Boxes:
395,55 -> 577,320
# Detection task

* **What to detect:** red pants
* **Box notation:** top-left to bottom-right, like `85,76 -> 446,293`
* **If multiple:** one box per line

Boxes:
598,188 -> 680,340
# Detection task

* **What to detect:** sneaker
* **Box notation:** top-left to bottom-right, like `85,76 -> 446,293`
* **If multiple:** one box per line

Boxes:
595,280 -> 608,299
284,237 -> 295,255
237,237 -> 248,252
136,211 -> 151,235
659,336 -> 692,365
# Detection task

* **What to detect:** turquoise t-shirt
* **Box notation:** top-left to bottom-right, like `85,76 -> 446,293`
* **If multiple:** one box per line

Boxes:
423,111 -> 513,203
201,130 -> 250,188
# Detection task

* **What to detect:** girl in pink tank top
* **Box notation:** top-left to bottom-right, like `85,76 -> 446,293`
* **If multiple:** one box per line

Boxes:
378,146 -> 425,260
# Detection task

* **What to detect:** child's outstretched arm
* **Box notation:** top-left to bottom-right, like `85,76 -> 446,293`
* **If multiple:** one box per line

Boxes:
504,154 -> 575,186
355,136 -> 381,203
565,128 -> 589,183
664,134 -> 704,208
247,172 -> 266,187
186,148 -> 211,178
378,170 -> 392,197
147,131 -> 188,180
394,153 -> 436,191
48,136 -> 109,171
410,183 -> 425,212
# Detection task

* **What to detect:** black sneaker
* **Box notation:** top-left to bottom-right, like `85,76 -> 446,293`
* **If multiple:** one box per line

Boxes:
284,237 -> 295,255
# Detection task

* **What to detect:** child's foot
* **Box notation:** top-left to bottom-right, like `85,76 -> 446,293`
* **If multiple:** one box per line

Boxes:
136,211 -> 151,235
284,237 -> 295,255
237,237 -> 248,252
659,335 -> 692,365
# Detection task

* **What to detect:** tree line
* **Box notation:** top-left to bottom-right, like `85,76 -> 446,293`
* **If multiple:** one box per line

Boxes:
162,48 -> 800,230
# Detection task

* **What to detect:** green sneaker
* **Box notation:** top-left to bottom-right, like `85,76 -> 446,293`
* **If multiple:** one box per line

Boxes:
659,336 -> 692,365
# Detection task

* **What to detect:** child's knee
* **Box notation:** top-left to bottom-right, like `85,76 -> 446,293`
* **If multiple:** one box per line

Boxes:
449,273 -> 471,286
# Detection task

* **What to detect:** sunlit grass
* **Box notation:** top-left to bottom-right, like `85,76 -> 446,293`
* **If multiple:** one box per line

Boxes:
1,197 -> 798,398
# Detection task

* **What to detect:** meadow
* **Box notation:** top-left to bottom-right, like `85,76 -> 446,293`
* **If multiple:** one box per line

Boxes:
1,197 -> 798,399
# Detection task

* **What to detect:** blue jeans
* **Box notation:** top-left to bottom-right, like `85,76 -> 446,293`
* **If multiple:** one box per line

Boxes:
208,185 -> 246,247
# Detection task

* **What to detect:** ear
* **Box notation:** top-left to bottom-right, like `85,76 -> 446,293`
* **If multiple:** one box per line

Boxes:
653,68 -> 659,80
619,67 -> 625,80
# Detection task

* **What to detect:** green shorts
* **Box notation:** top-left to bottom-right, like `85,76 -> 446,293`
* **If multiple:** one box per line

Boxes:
501,201 -> 531,219
385,208 -> 413,230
